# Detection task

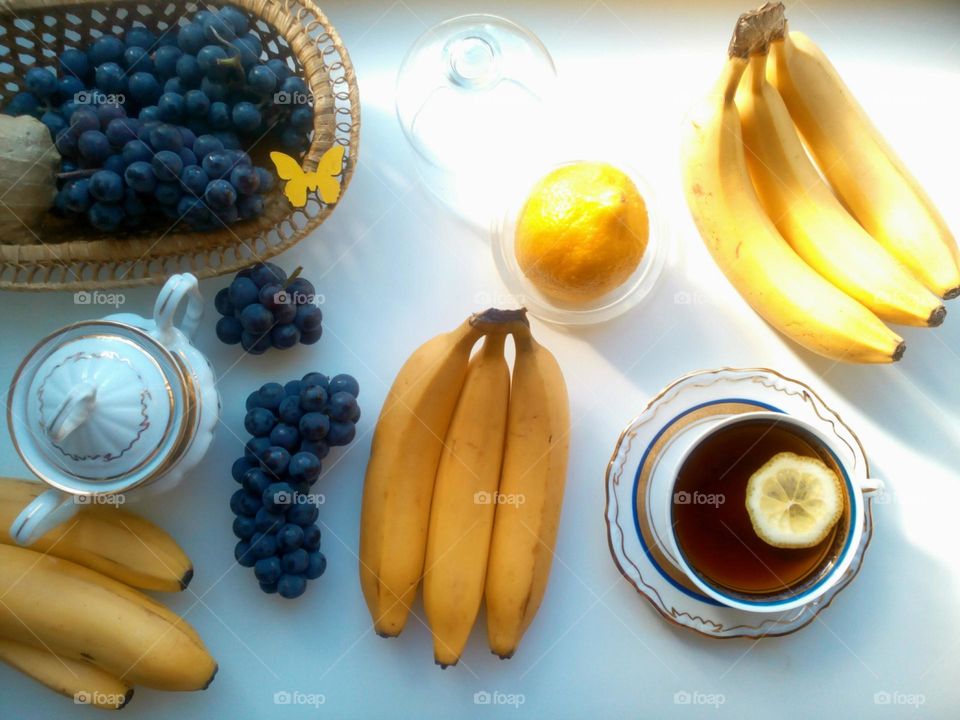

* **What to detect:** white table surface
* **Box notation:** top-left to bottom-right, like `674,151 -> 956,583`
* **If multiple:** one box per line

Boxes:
2,1 -> 959,718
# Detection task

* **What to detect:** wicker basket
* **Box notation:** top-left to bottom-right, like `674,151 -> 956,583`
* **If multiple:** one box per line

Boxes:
0,0 -> 359,290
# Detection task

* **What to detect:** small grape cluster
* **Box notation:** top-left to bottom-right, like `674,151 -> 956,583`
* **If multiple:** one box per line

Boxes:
214,262 -> 323,354
230,373 -> 360,598
3,5 -> 314,232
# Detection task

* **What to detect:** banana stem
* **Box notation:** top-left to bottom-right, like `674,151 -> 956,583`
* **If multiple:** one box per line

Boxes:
470,307 -> 528,334
728,2 -> 785,58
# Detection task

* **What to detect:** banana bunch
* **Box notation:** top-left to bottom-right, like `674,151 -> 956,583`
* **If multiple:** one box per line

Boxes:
682,3 -> 958,363
0,479 -> 215,709
359,310 -> 570,666
0,478 -> 193,592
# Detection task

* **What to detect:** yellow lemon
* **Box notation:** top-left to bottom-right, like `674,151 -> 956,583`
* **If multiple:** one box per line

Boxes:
514,162 -> 649,304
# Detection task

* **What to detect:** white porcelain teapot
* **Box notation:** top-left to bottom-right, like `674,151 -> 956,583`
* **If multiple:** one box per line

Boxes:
7,273 -> 219,545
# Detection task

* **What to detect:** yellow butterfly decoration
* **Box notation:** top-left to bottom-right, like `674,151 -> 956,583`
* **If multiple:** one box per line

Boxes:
270,144 -> 345,208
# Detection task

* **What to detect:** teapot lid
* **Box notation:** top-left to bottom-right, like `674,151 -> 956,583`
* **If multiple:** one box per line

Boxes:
7,320 -> 195,495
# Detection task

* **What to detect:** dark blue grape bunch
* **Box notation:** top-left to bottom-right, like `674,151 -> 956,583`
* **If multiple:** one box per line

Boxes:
1,4 -> 314,234
214,262 -> 323,354
229,372 -> 360,598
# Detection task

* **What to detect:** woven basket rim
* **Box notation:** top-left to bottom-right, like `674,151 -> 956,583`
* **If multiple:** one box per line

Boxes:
0,0 -> 360,291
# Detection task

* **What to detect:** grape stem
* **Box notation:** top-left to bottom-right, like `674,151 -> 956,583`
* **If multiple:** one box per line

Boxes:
57,168 -> 99,180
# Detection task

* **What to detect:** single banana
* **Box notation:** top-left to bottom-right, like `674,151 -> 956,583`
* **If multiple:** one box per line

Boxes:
680,18 -> 905,363
360,309 -> 524,638
485,323 -> 569,659
769,28 -> 960,299
0,545 -> 216,691
424,333 -> 510,668
0,478 -> 193,592
737,52 -> 945,327
0,637 -> 132,710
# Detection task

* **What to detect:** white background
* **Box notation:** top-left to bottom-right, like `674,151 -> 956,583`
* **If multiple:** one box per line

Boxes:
2,1 -> 960,718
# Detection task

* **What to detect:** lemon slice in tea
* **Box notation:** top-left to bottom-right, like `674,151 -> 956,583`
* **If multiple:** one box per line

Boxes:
745,452 -> 843,549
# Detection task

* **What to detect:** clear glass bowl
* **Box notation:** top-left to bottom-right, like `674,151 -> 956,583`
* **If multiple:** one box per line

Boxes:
491,161 -> 669,326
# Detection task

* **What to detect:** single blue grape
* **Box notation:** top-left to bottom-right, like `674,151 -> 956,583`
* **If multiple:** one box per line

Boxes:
55,128 -> 79,157
178,23 -> 206,54
216,316 -> 243,344
175,54 -> 202,87
255,167 -> 275,193
229,276 -> 259,308
231,456 -> 255,483
241,331 -> 271,354
258,382 -> 285,410
287,501 -> 319,528
123,46 -> 154,74
152,149 -> 183,181
244,436 -> 271,461
87,202 -> 125,231
250,262 -> 285,287
124,161 -> 156,192
105,117 -> 140,146
294,304 -> 323,333
298,412 -> 330,442
184,89 -> 210,118
157,92 -> 185,123
59,48 -> 89,80
300,439 -> 330,461
180,164 -> 209,197
124,27 -> 156,49
235,540 -> 255,567
149,123 -> 184,151
231,101 -> 261,132
299,385 -> 327,413
229,165 -> 259,195
239,302 -> 273,334
40,111 -> 67,137
249,532 -> 278,559
277,524 -> 304,552
57,75 -> 85,104
220,6 -> 251,35
62,179 -> 91,213
242,468 -> 273,496
202,151 -> 233,179
254,556 -> 282,584
103,154 -> 126,176
179,126 -> 196,148
261,448 -> 291,478
281,548 -> 309,575
88,36 -> 124,66
153,45 -> 182,79
138,105 -> 161,123
233,515 -> 256,540
277,574 -> 307,599
271,324 -> 300,350
177,147 -> 198,168
213,131 -> 241,150
192,134 -> 223,159
278,396 -> 303,426
305,551 -> 326,579
232,35 -> 260,70
280,75 -> 308,97
96,103 -> 126,130
206,101 -> 231,129
122,139 -> 152,165
268,423 -> 299,451
247,65 -> 277,96
25,67 -> 58,98
266,58 -> 290,83
329,374 -> 360,398
94,62 -> 127,94
244,407 -> 277,437
289,106 -> 313,131
327,392 -> 359,423
197,45 -> 229,79
88,169 -> 124,202
288,452 -> 321,484
279,126 -> 308,151
327,421 -> 356,447
70,108 -> 99,134
203,12 -> 237,43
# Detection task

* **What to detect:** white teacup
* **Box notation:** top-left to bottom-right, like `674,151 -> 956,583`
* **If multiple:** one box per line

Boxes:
648,411 -> 882,613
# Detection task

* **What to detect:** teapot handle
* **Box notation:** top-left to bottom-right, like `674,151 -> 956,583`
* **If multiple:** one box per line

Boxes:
154,273 -> 203,344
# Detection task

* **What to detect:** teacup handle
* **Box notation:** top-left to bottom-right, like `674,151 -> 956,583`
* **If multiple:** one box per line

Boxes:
154,273 -> 203,344
858,477 -> 885,496
10,489 -> 78,546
